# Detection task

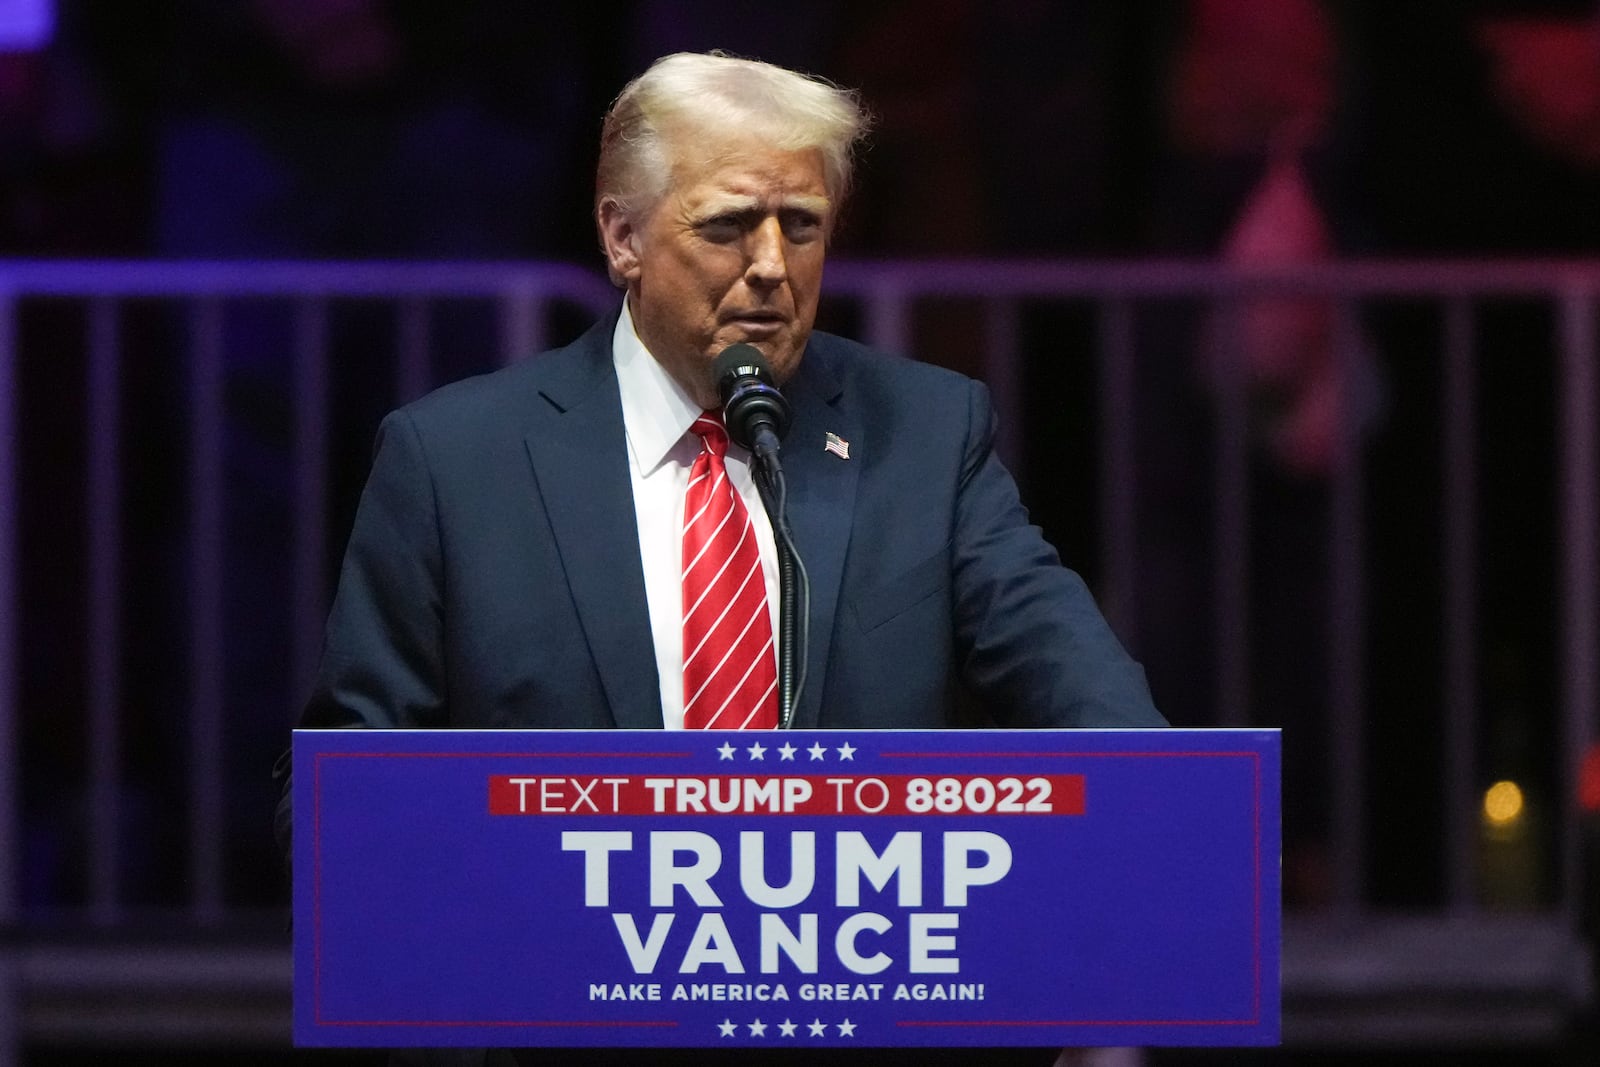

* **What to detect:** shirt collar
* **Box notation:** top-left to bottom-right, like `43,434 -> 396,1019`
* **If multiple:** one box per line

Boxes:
613,298 -> 704,477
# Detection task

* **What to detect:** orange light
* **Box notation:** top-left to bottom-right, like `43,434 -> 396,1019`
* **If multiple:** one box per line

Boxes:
1483,780 -> 1525,828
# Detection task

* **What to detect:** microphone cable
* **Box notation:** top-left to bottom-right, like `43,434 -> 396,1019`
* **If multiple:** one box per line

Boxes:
754,457 -> 809,729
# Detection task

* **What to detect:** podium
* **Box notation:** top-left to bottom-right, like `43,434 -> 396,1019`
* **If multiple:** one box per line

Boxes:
292,728 -> 1279,1048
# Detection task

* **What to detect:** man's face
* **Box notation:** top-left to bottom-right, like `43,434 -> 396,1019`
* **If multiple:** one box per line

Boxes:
599,133 -> 833,409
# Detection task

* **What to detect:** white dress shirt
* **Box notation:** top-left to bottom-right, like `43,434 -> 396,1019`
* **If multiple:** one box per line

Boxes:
612,301 -> 782,730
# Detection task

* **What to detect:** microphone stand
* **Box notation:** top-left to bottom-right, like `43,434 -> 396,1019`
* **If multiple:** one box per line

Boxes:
752,447 -> 808,729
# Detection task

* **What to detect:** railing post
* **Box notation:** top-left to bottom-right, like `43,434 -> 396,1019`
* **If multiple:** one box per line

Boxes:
1329,299 -> 1368,916
862,284 -> 912,359
982,298 -> 1024,471
0,286 -> 15,1067
1443,297 -> 1480,915
499,280 -> 545,366
396,297 -> 431,403
1097,298 -> 1137,638
1212,295 -> 1251,730
0,952 -> 15,1067
290,300 -> 329,726
0,288 -> 17,927
87,298 -> 123,926
1558,287 -> 1598,931
188,300 -> 226,924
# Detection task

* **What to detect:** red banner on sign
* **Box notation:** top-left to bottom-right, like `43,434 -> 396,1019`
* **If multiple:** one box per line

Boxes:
487,774 -> 1086,817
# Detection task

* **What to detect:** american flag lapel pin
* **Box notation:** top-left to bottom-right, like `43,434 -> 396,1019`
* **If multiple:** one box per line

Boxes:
824,431 -> 850,460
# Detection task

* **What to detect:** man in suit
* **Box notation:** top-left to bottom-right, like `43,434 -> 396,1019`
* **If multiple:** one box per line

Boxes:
295,50 -> 1161,742
282,50 -> 1161,1066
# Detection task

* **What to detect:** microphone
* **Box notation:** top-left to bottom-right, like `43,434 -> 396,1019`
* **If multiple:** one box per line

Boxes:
712,343 -> 806,730
714,343 -> 792,462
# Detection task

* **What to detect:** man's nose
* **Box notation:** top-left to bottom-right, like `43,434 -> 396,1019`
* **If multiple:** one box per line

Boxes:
744,217 -> 789,288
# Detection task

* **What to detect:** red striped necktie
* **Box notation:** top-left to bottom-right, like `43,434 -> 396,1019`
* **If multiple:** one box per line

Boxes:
681,413 -> 778,730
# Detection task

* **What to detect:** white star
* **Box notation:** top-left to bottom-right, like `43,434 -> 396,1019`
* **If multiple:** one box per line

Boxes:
837,1018 -> 857,1037
746,741 -> 767,760
717,742 -> 736,761
778,742 -> 797,761
778,1018 -> 798,1037
748,1018 -> 767,1037
807,1018 -> 828,1036
807,743 -> 827,761
718,1018 -> 737,1037
836,742 -> 857,761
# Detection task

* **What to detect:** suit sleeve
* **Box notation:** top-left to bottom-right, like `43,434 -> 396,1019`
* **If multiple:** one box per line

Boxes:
275,408 -> 448,865
302,408 -> 449,731
950,380 -> 1166,728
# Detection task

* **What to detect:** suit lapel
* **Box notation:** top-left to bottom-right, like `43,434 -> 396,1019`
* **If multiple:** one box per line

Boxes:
778,345 -> 857,729
522,324 -> 664,729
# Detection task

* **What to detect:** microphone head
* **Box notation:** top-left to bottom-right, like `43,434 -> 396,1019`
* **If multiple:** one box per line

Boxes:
715,343 -> 792,451
713,343 -> 774,392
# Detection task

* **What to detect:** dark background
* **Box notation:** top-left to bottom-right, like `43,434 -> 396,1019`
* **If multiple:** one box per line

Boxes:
4,1 -> 1599,1063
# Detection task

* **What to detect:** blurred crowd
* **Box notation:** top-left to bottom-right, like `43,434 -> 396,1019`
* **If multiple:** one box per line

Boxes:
5,0 -> 1598,913
3,1 -> 1598,260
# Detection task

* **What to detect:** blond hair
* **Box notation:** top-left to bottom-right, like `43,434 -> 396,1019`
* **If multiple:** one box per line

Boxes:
596,51 -> 870,223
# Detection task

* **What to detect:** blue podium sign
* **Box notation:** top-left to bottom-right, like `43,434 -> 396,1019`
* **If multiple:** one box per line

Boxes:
293,728 -> 1279,1048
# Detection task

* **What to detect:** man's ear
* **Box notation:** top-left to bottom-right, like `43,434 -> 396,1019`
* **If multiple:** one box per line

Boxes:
597,198 -> 642,288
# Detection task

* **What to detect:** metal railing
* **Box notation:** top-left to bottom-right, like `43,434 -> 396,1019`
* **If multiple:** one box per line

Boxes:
823,258 -> 1599,929
0,258 -> 1593,1055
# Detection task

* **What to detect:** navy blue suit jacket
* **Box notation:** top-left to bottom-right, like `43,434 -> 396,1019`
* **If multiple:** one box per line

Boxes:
300,311 -> 1162,735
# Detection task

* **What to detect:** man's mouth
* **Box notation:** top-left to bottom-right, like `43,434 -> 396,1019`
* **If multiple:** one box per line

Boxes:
726,311 -> 787,336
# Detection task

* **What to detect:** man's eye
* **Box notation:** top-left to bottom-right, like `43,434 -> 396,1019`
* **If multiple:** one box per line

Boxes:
783,213 -> 823,240
699,216 -> 743,240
